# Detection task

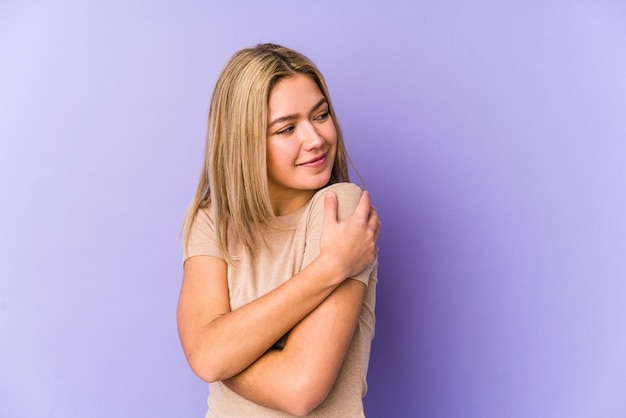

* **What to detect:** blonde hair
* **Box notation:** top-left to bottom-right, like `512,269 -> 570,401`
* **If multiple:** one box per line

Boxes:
183,43 -> 352,264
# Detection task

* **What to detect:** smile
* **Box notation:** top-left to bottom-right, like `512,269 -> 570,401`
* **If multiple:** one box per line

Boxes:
297,153 -> 328,168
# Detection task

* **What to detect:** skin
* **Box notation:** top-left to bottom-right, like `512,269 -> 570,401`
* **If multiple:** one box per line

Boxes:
265,73 -> 338,215
177,73 -> 380,416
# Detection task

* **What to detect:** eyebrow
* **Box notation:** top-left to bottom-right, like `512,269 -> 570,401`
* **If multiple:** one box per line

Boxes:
268,98 -> 328,129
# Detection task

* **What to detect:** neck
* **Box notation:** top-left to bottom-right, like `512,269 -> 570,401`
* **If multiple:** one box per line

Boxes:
269,189 -> 316,216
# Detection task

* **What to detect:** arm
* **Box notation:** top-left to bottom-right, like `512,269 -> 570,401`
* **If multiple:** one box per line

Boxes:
223,277 -> 368,416
177,190 -> 379,383
221,185 -> 379,415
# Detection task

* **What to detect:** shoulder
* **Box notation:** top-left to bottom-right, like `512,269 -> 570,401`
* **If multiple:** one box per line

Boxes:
184,201 -> 221,261
311,182 -> 363,203
193,202 -> 216,232
308,182 -> 364,222
323,182 -> 363,196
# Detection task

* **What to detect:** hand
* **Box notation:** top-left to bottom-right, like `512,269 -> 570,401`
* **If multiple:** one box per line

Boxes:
319,190 -> 380,280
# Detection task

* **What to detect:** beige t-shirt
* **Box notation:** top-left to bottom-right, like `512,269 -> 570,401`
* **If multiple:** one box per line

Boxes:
185,182 -> 378,417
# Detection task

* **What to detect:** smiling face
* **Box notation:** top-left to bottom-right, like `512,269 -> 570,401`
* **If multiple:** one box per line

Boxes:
266,73 -> 338,215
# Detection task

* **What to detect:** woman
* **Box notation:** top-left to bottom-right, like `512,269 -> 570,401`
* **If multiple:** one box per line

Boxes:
178,43 -> 380,417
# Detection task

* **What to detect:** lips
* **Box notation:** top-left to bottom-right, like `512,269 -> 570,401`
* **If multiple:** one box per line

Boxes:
297,152 -> 328,167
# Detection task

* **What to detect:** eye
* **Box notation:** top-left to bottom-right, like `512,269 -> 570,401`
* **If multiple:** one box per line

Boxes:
276,125 -> 294,135
315,111 -> 330,121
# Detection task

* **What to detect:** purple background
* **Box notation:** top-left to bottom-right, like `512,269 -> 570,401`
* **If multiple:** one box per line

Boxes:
1,1 -> 626,417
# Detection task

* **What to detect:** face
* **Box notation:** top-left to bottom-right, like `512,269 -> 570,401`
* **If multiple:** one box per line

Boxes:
266,73 -> 337,215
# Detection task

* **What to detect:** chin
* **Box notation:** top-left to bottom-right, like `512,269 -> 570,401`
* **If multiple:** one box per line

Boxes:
311,173 -> 333,190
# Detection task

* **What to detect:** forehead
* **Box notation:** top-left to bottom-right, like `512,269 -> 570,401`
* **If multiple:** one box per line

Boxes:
268,74 -> 324,114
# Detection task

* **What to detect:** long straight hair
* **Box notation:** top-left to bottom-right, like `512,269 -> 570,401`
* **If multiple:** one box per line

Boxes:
183,43 -> 352,264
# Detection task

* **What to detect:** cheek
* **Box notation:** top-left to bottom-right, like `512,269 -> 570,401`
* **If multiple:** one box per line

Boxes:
266,140 -> 283,161
265,143 -> 278,172
324,124 -> 338,146
266,141 -> 293,169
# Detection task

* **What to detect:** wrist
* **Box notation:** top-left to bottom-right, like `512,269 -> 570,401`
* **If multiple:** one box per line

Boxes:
313,252 -> 347,286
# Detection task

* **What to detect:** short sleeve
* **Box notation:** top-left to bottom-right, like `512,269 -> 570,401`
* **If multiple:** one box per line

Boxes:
301,182 -> 376,287
183,204 -> 224,263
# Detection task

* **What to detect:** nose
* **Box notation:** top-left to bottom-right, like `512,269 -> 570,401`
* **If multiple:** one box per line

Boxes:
301,122 -> 324,151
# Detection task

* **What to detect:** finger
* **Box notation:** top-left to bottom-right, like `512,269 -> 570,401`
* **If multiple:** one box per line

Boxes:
352,191 -> 372,220
323,191 -> 338,225
368,205 -> 378,221
367,205 -> 379,227
368,207 -> 381,240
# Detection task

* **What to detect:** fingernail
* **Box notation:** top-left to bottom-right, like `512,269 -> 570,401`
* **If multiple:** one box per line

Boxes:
325,192 -> 335,198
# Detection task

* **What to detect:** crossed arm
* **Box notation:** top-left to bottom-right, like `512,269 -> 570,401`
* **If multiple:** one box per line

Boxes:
222,278 -> 366,415
177,190 -> 379,415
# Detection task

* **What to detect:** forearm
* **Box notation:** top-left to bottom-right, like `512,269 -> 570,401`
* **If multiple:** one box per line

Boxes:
179,187 -> 379,384
223,279 -> 366,415
179,253 -> 346,382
